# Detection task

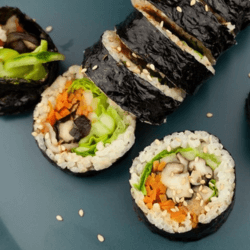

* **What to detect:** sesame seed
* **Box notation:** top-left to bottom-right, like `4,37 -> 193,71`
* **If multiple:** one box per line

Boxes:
175,206 -> 179,211
195,156 -> 199,162
31,132 -> 37,137
195,196 -> 201,201
147,75 -> 152,81
150,64 -> 155,71
189,189 -> 194,194
180,197 -> 184,202
33,18 -> 36,22
134,68 -> 141,74
220,184 -> 224,190
200,200 -> 204,206
56,215 -> 63,221
92,65 -> 98,70
199,185 -> 203,191
97,234 -> 105,242
190,178 -> 194,183
142,69 -> 149,75
45,26 -> 53,32
207,112 -> 213,118
38,125 -> 43,130
61,146 -> 66,151
78,209 -> 84,217
126,62 -> 131,67
81,68 -> 87,73
190,0 -> 196,6
176,137 -> 181,142
206,174 -> 212,179
160,21 -> 164,28
170,208 -> 176,212
177,6 -> 182,12
200,180 -> 205,184
205,5 -> 208,11
155,139 -> 161,145
203,146 -> 208,153
202,189 -> 208,194
171,172 -> 174,177
204,206 -> 210,212
197,193 -> 202,199
38,103 -> 43,107
117,46 -> 121,52
167,146 -> 171,152
183,201 -> 188,206
176,197 -> 180,203
132,52 -> 137,58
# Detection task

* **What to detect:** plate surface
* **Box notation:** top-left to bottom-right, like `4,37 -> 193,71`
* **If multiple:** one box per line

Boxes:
0,0 -> 250,249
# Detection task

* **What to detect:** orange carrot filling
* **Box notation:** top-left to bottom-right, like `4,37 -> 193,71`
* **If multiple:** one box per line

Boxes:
143,160 -> 195,225
45,80 -> 93,127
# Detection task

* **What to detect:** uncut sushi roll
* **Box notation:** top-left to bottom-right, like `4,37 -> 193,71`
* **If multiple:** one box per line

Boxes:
32,65 -> 136,175
132,0 -> 236,64
116,10 -> 214,95
0,7 -> 64,115
130,131 -> 235,241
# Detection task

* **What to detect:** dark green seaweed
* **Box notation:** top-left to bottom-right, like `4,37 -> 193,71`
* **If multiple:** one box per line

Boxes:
245,92 -> 250,125
205,0 -> 250,34
116,10 -> 213,95
147,0 -> 236,59
0,7 -> 59,115
82,39 -> 181,125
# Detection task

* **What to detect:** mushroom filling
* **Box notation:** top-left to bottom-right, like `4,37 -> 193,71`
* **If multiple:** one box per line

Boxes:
135,147 -> 220,228
40,77 -> 129,157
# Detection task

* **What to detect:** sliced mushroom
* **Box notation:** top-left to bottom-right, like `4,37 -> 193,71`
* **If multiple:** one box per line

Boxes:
189,170 -> 202,186
161,154 -> 179,164
58,120 -> 74,142
193,186 -> 213,203
162,162 -> 184,176
176,153 -> 189,172
189,158 -> 212,176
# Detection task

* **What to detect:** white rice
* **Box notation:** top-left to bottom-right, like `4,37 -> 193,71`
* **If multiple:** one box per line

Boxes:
130,130 -> 235,233
33,65 -> 136,173
102,30 -> 186,102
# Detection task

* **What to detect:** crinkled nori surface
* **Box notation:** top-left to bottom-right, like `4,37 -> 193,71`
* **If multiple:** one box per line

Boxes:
0,7 -> 59,116
82,39 -> 181,125
116,10 -> 212,95
133,193 -> 235,241
147,0 -> 236,59
205,0 -> 250,34
245,92 -> 250,125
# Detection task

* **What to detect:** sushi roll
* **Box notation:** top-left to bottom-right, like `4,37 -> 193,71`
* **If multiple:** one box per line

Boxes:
82,31 -> 182,125
132,0 -> 236,64
116,10 -> 214,95
32,65 -> 136,175
0,7 -> 64,115
130,131 -> 235,241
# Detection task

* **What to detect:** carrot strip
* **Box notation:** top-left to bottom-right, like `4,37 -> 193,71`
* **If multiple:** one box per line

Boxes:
15,19 -> 24,32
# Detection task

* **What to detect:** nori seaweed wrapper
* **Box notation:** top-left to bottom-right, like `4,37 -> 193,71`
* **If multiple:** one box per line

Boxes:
245,92 -> 250,125
116,10 -> 213,95
205,0 -> 250,34
0,7 -> 59,116
82,39 -> 181,125
147,0 -> 236,59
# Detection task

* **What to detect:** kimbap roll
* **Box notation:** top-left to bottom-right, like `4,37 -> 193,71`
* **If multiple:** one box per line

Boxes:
130,131 -> 235,241
82,31 -> 182,125
0,7 -> 64,115
32,65 -> 136,175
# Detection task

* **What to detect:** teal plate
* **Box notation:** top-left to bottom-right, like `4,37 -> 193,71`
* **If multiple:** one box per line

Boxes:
0,0 -> 250,249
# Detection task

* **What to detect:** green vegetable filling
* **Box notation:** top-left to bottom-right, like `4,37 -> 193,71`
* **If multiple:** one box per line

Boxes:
70,78 -> 128,157
134,147 -> 221,195
209,179 -> 219,201
0,40 -> 65,81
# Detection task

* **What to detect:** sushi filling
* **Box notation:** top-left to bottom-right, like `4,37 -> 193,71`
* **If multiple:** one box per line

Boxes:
102,30 -> 186,102
33,65 -> 136,173
130,131 -> 235,233
0,15 -> 64,81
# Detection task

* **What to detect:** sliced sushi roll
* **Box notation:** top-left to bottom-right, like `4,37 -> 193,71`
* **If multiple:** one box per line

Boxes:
0,7 -> 64,115
32,65 -> 136,175
116,10 -> 214,95
132,0 -> 236,64
130,131 -> 235,241
204,0 -> 250,34
82,31 -> 182,125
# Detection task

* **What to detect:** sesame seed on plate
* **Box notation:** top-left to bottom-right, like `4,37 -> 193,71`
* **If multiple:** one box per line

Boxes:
56,215 -> 63,221
176,197 -> 180,203
207,112 -> 213,118
160,21 -> 164,28
175,206 -> 179,211
202,189 -> 208,194
190,0 -> 196,6
78,209 -> 84,217
177,6 -> 182,12
92,65 -> 98,70
97,234 -> 105,242
45,26 -> 53,33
